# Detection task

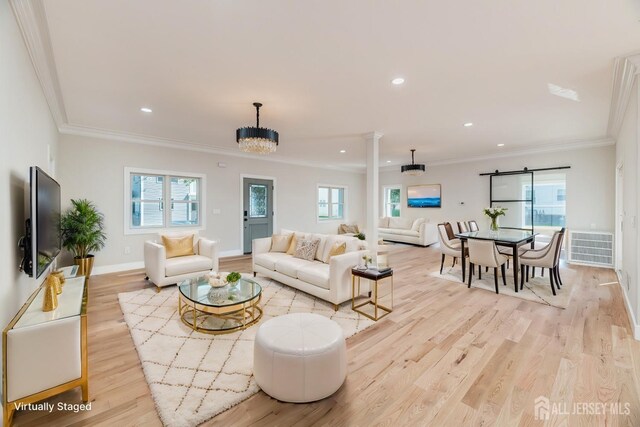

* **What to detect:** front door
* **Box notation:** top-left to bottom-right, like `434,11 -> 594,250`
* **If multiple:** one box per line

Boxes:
243,178 -> 274,254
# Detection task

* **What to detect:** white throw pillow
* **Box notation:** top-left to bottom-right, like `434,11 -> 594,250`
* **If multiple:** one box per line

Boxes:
411,218 -> 426,231
378,217 -> 390,228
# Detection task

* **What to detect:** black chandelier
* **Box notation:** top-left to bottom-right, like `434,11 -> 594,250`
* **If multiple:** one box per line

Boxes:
236,102 -> 279,154
401,149 -> 426,176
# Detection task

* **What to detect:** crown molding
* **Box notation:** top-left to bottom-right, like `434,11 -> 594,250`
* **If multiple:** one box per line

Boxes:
607,51 -> 640,139
10,0 -> 67,127
58,123 -> 365,174
379,137 -> 615,171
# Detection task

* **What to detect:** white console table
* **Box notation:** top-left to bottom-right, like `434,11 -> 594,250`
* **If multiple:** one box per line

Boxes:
2,267 -> 88,426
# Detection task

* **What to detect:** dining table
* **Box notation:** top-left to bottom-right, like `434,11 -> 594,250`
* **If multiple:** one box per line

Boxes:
455,229 -> 538,293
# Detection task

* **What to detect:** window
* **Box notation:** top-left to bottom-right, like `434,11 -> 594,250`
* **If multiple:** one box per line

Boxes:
522,172 -> 566,228
384,186 -> 401,217
125,168 -> 205,233
318,185 -> 345,221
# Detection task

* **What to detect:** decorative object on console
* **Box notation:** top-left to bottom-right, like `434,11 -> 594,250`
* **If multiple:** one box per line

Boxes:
51,270 -> 66,286
60,199 -> 106,277
42,276 -> 59,311
236,102 -> 279,154
401,149 -> 426,176
407,184 -> 441,208
483,206 -> 508,231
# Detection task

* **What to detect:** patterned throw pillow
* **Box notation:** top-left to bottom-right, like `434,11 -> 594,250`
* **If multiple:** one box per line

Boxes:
339,224 -> 359,234
294,238 -> 320,261
270,234 -> 292,252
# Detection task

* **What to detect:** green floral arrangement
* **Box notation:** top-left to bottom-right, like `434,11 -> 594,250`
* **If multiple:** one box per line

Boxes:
483,207 -> 508,231
354,232 -> 366,240
226,272 -> 242,284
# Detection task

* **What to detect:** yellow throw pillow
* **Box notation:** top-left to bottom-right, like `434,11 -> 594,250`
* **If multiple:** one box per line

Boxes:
162,235 -> 195,258
327,242 -> 346,262
286,234 -> 298,255
271,234 -> 293,252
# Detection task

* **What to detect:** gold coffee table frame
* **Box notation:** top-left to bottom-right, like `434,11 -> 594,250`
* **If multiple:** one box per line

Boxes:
178,278 -> 263,335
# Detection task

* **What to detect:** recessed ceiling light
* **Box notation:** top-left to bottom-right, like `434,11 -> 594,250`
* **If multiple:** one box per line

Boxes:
386,160 -> 392,163
140,107 -> 153,113
339,150 -> 346,153
391,77 -> 405,85
463,122 -> 473,127
497,143 -> 505,147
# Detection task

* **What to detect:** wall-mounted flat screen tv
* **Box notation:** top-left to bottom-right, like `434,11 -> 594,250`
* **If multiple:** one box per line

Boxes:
31,166 -> 61,278
407,184 -> 441,208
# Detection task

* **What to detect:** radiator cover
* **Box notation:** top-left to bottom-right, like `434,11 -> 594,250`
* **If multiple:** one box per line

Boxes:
568,230 -> 614,268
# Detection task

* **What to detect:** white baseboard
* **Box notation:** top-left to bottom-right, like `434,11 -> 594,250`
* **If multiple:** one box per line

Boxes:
219,249 -> 244,258
92,261 -> 145,276
617,271 -> 640,341
90,251 -> 247,276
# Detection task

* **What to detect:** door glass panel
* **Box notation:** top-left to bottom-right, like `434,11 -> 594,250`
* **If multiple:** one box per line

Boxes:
249,184 -> 268,218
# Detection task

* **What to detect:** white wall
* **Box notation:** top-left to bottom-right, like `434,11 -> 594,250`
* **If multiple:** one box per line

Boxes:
615,78 -> 639,337
0,0 -> 60,410
57,134 -> 366,269
380,145 -> 615,233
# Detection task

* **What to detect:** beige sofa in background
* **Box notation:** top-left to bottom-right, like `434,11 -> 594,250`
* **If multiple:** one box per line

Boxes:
378,217 -> 438,246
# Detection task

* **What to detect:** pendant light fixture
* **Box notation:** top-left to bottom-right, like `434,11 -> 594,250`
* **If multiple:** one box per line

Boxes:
236,102 -> 279,154
401,149 -> 426,176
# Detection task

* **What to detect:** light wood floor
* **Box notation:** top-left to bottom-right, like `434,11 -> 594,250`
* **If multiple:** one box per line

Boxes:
11,246 -> 640,426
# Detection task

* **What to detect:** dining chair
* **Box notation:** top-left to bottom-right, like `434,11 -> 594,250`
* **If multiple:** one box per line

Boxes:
518,228 -> 565,295
468,220 -> 479,232
457,221 -> 469,233
437,223 -> 467,279
467,238 -> 508,294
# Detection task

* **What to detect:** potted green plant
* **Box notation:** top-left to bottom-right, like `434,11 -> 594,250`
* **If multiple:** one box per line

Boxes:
60,199 -> 106,277
354,232 -> 366,240
226,272 -> 242,286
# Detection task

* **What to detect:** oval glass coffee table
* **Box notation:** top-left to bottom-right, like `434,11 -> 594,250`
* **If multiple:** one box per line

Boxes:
178,275 -> 263,334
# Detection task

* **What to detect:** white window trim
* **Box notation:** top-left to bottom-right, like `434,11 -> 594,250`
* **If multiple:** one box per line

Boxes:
317,183 -> 348,223
382,185 -> 402,217
124,167 -> 206,235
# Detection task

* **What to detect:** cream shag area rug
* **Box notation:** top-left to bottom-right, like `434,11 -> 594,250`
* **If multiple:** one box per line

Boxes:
431,264 -> 575,309
118,277 -> 375,427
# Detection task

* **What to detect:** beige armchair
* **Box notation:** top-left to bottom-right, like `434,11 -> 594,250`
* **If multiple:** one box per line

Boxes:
518,228 -> 565,295
438,223 -> 467,280
467,238 -> 508,294
144,232 -> 219,289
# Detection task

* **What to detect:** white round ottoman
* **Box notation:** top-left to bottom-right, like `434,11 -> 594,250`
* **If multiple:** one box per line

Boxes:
253,313 -> 347,402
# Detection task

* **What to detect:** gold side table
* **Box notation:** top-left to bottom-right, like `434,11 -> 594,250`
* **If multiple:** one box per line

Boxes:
351,267 -> 393,321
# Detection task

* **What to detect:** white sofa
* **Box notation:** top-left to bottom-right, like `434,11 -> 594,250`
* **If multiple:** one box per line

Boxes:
252,230 -> 367,308
144,232 -> 219,288
378,217 -> 438,247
